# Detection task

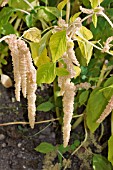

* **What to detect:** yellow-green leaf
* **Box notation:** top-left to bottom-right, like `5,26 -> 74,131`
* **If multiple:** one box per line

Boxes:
30,42 -> 39,66
57,0 -> 68,11
78,41 -> 93,65
108,135 -> 113,166
36,48 -> 50,67
86,87 -> 107,132
38,30 -> 52,56
56,67 -> 69,76
79,26 -> 93,40
23,27 -> 41,43
74,66 -> 81,78
35,142 -> 55,153
89,0 -> 104,8
37,62 -> 56,84
49,30 -> 67,63
92,13 -> 97,28
70,12 -> 81,23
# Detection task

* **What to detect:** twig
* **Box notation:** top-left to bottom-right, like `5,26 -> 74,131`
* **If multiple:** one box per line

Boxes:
0,118 -> 59,126
23,0 -> 34,9
111,110 -> 113,136
66,0 -> 70,23
0,114 -> 83,127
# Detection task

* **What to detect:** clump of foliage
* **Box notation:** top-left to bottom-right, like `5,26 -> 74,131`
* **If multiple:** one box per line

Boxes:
1,0 -> 113,169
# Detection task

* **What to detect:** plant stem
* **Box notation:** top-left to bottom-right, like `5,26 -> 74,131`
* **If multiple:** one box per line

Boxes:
97,62 -> 107,87
71,120 -> 88,155
111,110 -> 113,136
76,32 -> 113,56
53,79 -> 62,124
14,18 -> 21,31
23,0 -> 34,9
66,0 -> 70,23
101,12 -> 113,28
15,8 -> 30,15
72,115 -> 84,129
81,14 -> 93,23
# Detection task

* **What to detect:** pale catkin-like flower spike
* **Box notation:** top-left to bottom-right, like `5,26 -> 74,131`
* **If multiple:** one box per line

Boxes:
97,95 -> 113,123
5,35 -> 21,101
27,70 -> 37,129
62,79 -> 75,147
76,82 -> 91,90
5,34 -> 37,128
17,39 -> 28,98
67,38 -> 80,66
0,0 -> 8,7
17,38 -> 37,128
102,36 -> 113,53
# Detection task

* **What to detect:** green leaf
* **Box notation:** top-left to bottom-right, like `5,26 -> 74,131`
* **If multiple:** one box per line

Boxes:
70,12 -> 81,23
92,13 -> 97,28
37,8 -> 56,22
108,136 -> 113,166
89,0 -> 104,8
86,87 -> 107,132
56,67 -> 69,76
35,142 -> 55,153
38,30 -> 52,56
36,62 -> 56,84
0,23 -> 15,35
30,43 -> 50,67
0,7 -> 14,26
78,41 -> 93,65
103,77 -> 113,100
25,14 -> 34,28
1,58 -> 7,65
90,17 -> 113,42
49,30 -> 67,63
57,0 -> 68,11
104,77 -> 113,87
44,7 -> 61,18
79,90 -> 89,106
37,101 -> 54,112
74,66 -> 81,78
8,0 -> 34,10
93,154 -> 112,170
23,27 -> 41,43
79,26 -> 93,40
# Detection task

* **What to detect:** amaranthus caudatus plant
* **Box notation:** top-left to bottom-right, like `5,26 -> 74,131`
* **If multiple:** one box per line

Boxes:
1,0 -> 113,165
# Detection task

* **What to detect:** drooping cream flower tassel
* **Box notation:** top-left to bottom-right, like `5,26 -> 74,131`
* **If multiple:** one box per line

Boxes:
97,95 -> 113,123
5,34 -> 21,101
5,34 -> 37,128
62,79 -> 75,147
58,51 -> 76,147
17,38 -> 37,128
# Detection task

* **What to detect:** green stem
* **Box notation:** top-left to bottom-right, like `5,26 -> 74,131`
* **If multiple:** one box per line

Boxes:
14,18 -> 21,31
101,12 -> 113,29
23,0 -> 34,9
72,115 -> 84,129
97,62 -> 107,87
53,79 -> 62,124
66,0 -> 70,23
111,110 -> 113,136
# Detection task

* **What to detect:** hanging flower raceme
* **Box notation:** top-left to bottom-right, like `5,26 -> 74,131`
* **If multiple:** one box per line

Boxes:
58,36 -> 79,147
5,34 -> 37,128
97,95 -> 113,123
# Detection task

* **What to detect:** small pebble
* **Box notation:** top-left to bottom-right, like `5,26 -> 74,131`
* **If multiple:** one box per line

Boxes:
0,134 -> 5,140
23,165 -> 26,169
17,143 -> 22,148
12,97 -> 15,102
1,143 -> 6,147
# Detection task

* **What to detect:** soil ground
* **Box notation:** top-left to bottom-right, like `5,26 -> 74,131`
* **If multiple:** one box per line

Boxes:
0,63 -> 111,170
